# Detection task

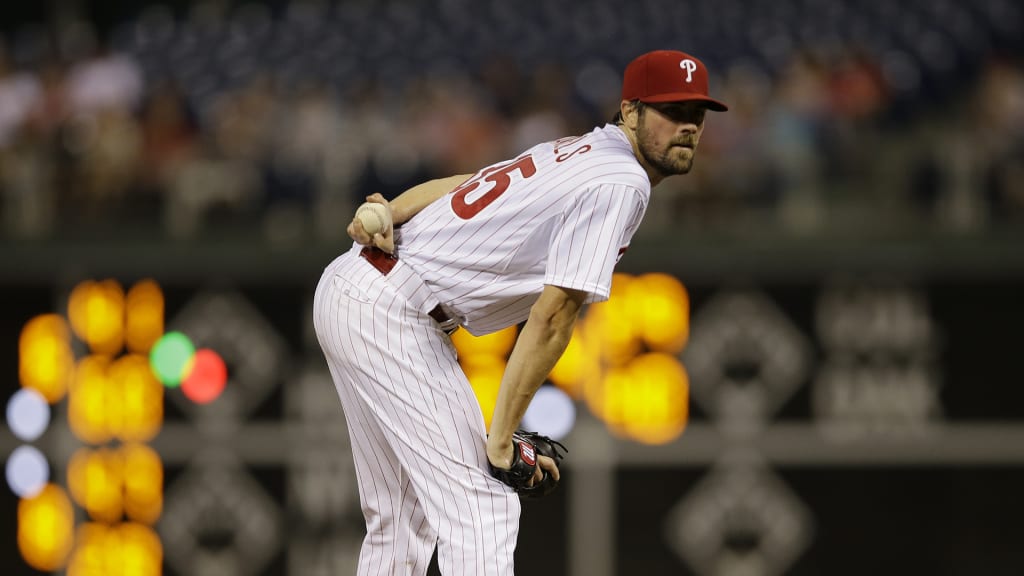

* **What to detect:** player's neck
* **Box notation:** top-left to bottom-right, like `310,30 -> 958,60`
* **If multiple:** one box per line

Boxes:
619,124 -> 664,187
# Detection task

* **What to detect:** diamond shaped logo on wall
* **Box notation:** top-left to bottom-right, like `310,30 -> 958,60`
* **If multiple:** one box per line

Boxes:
683,290 -> 812,427
161,458 -> 282,576
168,291 -> 288,418
665,454 -> 813,576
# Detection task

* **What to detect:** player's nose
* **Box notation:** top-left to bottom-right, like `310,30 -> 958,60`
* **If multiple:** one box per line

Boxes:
676,121 -> 698,134
673,127 -> 698,144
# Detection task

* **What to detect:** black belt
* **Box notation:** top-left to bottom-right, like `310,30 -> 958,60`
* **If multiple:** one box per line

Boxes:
359,246 -> 459,334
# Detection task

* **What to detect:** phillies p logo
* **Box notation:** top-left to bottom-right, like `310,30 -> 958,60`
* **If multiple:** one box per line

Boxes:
680,59 -> 697,82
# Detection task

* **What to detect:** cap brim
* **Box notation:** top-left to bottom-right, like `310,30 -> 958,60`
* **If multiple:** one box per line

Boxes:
639,93 -> 729,112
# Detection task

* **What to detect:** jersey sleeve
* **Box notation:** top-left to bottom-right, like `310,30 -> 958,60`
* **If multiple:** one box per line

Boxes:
544,183 -> 648,303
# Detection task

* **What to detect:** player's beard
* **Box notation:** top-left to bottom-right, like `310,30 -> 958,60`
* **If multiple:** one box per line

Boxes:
636,123 -> 696,177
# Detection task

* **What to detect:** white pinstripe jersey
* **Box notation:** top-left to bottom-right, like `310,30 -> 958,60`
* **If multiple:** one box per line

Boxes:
396,123 -> 650,335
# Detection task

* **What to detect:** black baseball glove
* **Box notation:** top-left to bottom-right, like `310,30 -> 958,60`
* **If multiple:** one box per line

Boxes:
488,430 -> 568,499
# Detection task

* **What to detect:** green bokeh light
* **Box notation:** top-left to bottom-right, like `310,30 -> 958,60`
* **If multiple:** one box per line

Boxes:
149,331 -> 195,388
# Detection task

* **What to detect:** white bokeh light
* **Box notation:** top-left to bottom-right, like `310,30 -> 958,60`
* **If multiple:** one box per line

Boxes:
522,386 -> 576,441
6,388 -> 51,442
6,445 -> 50,498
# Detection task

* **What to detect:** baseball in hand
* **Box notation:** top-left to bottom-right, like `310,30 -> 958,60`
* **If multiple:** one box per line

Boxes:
355,202 -> 391,236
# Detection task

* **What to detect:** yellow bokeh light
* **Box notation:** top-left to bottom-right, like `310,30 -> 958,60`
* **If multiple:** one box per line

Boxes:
69,356 -> 117,445
17,483 -> 75,572
69,354 -> 162,444
118,523 -> 163,576
18,314 -> 75,403
109,354 -> 164,443
452,326 -> 520,430
125,280 -> 164,354
66,523 -> 109,576
582,363 -> 624,425
67,444 -> 164,526
121,444 -> 163,525
68,280 -> 125,355
549,325 -> 600,399
67,522 -> 162,576
67,448 -> 124,523
583,274 -> 641,367
612,353 -> 690,445
451,325 -> 518,366
463,360 -> 506,431
632,273 -> 690,353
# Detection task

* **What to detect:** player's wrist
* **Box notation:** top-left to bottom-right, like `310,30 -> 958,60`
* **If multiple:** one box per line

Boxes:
387,201 -> 403,225
485,437 -> 514,469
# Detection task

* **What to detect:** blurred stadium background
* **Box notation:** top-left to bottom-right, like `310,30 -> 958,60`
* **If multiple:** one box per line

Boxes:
2,0 -> 1023,574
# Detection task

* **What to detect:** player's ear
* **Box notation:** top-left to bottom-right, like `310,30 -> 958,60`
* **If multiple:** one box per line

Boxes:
621,100 -> 641,129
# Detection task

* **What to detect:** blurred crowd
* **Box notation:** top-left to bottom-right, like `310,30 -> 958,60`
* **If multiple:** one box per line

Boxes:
0,0 -> 1022,243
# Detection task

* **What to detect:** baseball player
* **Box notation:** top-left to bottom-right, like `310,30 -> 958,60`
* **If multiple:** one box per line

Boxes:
312,50 -> 727,575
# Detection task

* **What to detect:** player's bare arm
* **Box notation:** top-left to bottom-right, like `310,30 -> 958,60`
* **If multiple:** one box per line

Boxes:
347,174 -> 472,253
486,284 -> 587,484
389,173 -> 473,225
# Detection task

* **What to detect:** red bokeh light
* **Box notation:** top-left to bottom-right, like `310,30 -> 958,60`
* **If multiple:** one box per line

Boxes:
180,349 -> 227,404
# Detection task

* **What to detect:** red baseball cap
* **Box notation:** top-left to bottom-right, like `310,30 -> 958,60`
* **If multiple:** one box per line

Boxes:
621,50 -> 728,111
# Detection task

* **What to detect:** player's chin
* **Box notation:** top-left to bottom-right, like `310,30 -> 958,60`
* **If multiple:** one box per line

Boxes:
675,148 -> 696,166
662,148 -> 694,171
658,159 -> 693,177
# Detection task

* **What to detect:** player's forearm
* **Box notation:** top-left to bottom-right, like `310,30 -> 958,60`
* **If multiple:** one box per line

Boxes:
388,174 -> 473,225
488,289 -> 584,448
488,319 -> 573,447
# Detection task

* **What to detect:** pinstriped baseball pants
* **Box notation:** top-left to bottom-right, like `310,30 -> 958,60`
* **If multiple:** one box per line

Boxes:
313,250 -> 521,576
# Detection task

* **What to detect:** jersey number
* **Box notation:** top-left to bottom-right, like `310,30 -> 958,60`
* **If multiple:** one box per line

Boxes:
451,155 -> 537,219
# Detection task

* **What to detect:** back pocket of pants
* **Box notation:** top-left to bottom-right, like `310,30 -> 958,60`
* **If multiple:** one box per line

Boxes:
333,275 -> 374,303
